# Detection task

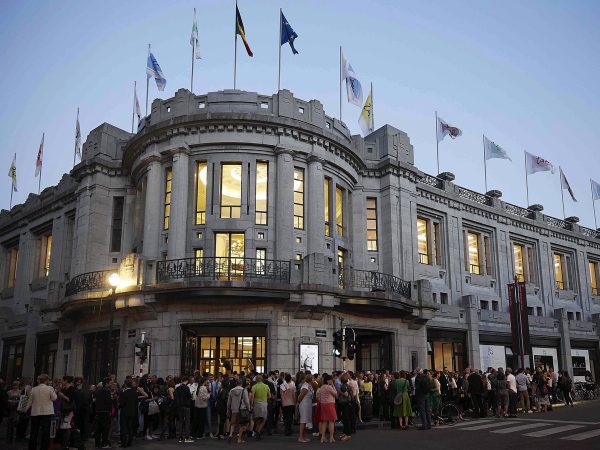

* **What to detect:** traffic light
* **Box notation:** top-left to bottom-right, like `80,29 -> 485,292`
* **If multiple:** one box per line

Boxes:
135,342 -> 149,364
333,330 -> 343,357
347,340 -> 357,361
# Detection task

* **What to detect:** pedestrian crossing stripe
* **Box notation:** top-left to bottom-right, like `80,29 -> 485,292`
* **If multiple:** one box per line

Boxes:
523,424 -> 584,437
455,420 -> 600,441
491,423 -> 551,433
561,428 -> 600,441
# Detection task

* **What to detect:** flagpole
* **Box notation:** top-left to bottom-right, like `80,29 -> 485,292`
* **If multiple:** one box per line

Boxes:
234,2 -> 238,89
339,46 -> 342,121
146,44 -> 150,116
191,8 -> 196,93
132,81 -> 136,133
73,108 -> 79,167
278,9 -> 282,92
592,179 -> 598,230
524,151 -> 530,206
38,133 -> 43,194
483,134 -> 488,193
371,82 -> 374,130
435,111 -> 440,175
559,167 -> 566,219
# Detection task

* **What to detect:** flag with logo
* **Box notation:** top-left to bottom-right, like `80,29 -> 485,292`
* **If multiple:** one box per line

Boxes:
358,88 -> 373,135
483,135 -> 511,161
591,179 -> 600,201
75,111 -> 81,160
8,153 -> 17,192
341,49 -> 363,106
280,10 -> 299,54
146,47 -> 167,91
191,8 -> 201,59
525,151 -> 555,175
436,116 -> 462,143
236,4 -> 253,57
35,133 -> 44,177
560,168 -> 577,202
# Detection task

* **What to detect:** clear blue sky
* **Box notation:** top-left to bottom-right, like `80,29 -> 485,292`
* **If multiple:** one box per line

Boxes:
1,0 -> 599,227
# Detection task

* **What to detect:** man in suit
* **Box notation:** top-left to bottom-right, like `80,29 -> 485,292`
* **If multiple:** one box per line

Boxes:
415,369 -> 432,430
119,379 -> 139,447
440,367 -> 451,402
26,374 -> 57,450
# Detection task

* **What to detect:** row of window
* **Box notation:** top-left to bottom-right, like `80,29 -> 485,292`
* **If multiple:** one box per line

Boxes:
416,215 -> 600,295
160,161 -> 380,251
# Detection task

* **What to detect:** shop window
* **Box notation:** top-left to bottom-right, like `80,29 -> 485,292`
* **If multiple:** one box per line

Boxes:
196,162 -> 207,224
197,335 -> 266,375
163,167 -> 172,230
255,161 -> 268,225
429,340 -> 465,373
512,241 -> 537,284
589,260 -> 599,296
324,177 -> 332,236
293,168 -> 304,229
553,251 -> 575,291
463,228 -> 493,276
221,163 -> 242,219
335,186 -> 345,237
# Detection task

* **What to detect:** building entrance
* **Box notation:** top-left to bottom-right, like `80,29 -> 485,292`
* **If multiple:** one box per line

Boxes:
354,329 -> 393,372
427,329 -> 467,372
182,324 -> 267,375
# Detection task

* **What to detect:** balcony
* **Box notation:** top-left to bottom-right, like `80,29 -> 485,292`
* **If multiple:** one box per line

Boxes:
156,257 -> 291,284
338,267 -> 411,299
65,270 -> 112,297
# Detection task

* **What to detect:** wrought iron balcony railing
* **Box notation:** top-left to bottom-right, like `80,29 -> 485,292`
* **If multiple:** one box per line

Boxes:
156,257 -> 291,283
338,267 -> 411,299
65,270 -> 112,297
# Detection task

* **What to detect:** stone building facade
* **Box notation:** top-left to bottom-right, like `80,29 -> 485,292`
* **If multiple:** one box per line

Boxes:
1,89 -> 599,383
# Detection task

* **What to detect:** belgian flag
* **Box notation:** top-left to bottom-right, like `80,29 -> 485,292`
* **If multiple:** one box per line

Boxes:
235,4 -> 253,57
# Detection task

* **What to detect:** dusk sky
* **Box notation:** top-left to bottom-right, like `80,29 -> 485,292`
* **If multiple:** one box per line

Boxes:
1,0 -> 599,228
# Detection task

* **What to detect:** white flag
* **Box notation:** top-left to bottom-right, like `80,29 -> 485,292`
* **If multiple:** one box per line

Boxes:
134,86 -> 141,121
525,151 -> 555,175
191,8 -> 201,59
560,167 -> 577,202
35,133 -> 44,177
341,49 -> 363,106
436,116 -> 462,143
483,135 -> 511,161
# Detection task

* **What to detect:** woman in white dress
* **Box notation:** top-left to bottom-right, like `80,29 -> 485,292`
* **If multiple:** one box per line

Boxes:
296,374 -> 314,443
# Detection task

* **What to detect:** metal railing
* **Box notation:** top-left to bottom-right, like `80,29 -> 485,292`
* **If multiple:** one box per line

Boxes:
338,267 -> 411,299
65,270 -> 112,297
156,256 -> 290,283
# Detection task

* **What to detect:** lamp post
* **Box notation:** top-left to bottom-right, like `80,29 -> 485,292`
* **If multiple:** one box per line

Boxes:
107,272 -> 120,378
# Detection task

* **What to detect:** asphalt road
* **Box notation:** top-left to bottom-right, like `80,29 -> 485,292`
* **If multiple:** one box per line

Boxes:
5,400 -> 600,450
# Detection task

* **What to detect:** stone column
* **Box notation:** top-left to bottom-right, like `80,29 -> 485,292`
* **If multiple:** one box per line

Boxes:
275,148 -> 294,262
462,295 -> 482,369
167,149 -> 190,261
555,308 -> 573,376
306,156 -> 325,256
142,158 -> 162,261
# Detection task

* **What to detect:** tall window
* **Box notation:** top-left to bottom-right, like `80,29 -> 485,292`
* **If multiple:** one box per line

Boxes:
163,167 -> 172,230
553,251 -> 574,291
417,216 -> 442,266
196,162 -> 207,224
336,186 -> 344,237
221,164 -> 242,219
590,260 -> 599,296
324,177 -> 331,237
255,162 -> 268,225
337,248 -> 345,270
513,243 -> 525,282
256,248 -> 266,275
6,246 -> 18,288
367,198 -> 378,251
293,168 -> 304,229
37,234 -> 53,278
512,242 -> 537,284
215,232 -> 245,280
110,197 -> 124,253
464,229 -> 492,275
194,248 -> 204,274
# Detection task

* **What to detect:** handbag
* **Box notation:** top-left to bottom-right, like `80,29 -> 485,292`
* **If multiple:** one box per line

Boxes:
393,380 -> 406,406
17,394 -> 29,413
237,390 -> 250,424
147,399 -> 160,416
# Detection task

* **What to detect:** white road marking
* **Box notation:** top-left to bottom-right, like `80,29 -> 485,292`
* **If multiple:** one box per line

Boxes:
461,421 -> 522,431
560,428 -> 600,441
490,423 -> 552,433
523,424 -> 584,437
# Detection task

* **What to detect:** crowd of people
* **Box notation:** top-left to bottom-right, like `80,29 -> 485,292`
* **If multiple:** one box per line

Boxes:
0,365 -> 583,449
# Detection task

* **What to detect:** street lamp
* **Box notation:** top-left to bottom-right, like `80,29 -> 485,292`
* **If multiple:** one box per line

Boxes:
107,272 -> 120,378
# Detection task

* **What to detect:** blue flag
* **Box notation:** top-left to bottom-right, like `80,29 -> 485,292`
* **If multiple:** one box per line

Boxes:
280,11 -> 298,54
146,48 -> 167,91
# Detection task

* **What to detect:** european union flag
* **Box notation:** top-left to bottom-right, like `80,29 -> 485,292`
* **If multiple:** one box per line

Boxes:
280,11 -> 299,54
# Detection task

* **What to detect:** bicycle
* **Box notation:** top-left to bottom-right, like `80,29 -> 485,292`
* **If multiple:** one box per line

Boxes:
433,402 -> 464,426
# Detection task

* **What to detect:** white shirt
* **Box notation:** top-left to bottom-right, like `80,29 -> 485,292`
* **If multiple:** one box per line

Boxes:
506,374 -> 517,393
189,382 -> 198,400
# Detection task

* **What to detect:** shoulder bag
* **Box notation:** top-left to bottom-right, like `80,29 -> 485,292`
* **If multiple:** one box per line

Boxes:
237,390 -> 250,424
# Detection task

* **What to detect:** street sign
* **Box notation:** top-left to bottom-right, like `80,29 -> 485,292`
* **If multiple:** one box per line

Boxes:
315,329 -> 326,337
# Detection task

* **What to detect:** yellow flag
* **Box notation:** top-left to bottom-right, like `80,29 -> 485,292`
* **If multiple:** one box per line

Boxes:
358,91 -> 373,136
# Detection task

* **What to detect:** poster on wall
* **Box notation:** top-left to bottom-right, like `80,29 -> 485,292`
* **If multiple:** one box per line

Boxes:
480,345 -> 506,370
532,347 -> 558,371
299,343 -> 319,374
571,349 -> 590,382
